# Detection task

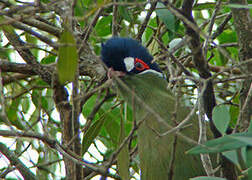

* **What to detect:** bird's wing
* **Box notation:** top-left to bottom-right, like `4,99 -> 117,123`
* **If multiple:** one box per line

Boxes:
115,72 -> 207,179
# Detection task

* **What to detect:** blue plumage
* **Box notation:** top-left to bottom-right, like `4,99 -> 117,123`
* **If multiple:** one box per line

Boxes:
101,37 -> 162,74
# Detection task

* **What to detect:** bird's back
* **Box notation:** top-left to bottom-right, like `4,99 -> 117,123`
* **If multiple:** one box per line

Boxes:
116,72 -> 206,179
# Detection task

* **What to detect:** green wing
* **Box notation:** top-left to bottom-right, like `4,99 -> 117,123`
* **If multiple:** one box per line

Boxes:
116,72 -> 207,180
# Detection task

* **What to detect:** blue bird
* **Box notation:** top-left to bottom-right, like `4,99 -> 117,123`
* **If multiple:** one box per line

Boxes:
101,37 -> 163,77
101,37 -> 207,180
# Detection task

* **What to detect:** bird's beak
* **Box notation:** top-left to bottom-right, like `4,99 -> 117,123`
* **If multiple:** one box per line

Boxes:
107,67 -> 126,79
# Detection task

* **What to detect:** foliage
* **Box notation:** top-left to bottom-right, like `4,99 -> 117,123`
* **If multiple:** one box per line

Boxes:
0,0 -> 252,180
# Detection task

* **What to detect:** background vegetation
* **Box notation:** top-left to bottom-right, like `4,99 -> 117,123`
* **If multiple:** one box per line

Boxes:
0,0 -> 252,179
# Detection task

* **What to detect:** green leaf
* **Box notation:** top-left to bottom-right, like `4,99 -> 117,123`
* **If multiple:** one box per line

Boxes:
82,115 -> 106,155
119,6 -> 132,22
6,98 -> 25,130
193,3 -> 216,10
142,17 -> 157,44
217,30 -> 237,44
103,109 -> 121,144
83,0 -> 92,7
45,89 -> 54,112
74,0 -> 85,17
213,105 -> 231,135
102,103 -> 121,144
95,15 -> 112,36
230,134 -> 252,146
117,105 -> 130,180
21,97 -> 30,114
57,28 -> 78,84
230,103 -> 239,127
29,109 -> 40,131
41,55 -> 56,64
187,132 -> 252,154
190,176 -> 227,180
32,90 -> 41,107
41,96 -> 48,110
222,149 -> 243,167
156,2 -> 175,33
246,147 -> 252,179
82,94 -> 98,118
25,33 -> 38,58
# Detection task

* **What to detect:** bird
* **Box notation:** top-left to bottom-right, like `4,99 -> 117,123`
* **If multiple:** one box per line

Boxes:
101,37 -> 207,180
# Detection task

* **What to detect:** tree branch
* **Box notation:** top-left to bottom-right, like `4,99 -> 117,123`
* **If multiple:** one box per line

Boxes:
0,142 -> 37,180
136,1 -> 157,41
2,26 -> 52,85
230,0 -> 252,131
0,130 -> 120,179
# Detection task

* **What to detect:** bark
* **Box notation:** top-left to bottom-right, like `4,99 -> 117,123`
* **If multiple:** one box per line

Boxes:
230,0 -> 252,131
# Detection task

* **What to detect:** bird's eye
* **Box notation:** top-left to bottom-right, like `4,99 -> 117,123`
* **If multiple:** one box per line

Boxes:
135,62 -> 144,70
134,58 -> 150,71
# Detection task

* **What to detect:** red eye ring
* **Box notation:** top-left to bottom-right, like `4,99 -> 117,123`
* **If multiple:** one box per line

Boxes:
134,58 -> 150,71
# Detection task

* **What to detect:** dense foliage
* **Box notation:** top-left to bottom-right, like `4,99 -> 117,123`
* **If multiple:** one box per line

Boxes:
0,0 -> 252,179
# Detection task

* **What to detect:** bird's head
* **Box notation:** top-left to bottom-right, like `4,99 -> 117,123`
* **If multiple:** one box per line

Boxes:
101,37 -> 163,77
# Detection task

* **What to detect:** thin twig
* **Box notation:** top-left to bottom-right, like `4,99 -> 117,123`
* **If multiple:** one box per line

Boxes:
112,0 -> 118,36
136,1 -> 157,41
0,130 -> 120,179
202,0 -> 222,58
198,80 -> 214,176
0,142 -> 38,180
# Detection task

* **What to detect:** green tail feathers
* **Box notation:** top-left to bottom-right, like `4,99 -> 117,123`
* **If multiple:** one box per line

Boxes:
115,72 -> 208,180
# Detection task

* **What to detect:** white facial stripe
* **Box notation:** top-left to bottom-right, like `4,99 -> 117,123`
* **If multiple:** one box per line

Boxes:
124,57 -> 135,72
139,69 -> 165,78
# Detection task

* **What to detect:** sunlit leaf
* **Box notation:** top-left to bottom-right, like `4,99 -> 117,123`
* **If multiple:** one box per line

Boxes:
32,90 -> 41,107
142,17 -> 157,44
82,115 -> 106,155
156,2 -> 175,33
41,55 -> 56,64
6,98 -> 25,130
95,15 -> 112,36
119,6 -> 132,22
218,30 -> 237,44
29,109 -> 40,131
193,3 -> 216,10
230,101 -> 239,127
21,97 -> 30,114
57,28 -> 78,84
45,89 -> 54,113
41,96 -> 48,110
82,94 -> 98,118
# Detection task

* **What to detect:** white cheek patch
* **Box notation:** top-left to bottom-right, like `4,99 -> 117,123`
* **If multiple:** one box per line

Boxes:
124,57 -> 135,72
